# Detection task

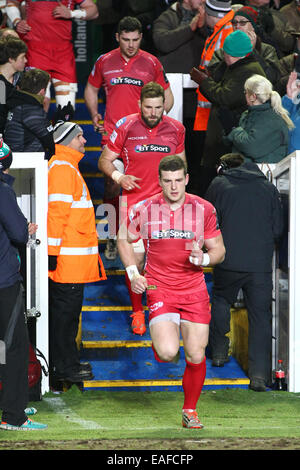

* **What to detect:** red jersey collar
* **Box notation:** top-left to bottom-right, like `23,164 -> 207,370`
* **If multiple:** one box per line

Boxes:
138,114 -> 166,136
118,47 -> 142,65
157,191 -> 189,210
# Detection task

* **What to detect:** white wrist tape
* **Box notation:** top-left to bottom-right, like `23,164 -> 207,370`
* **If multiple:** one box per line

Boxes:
111,170 -> 123,184
189,255 -> 200,266
201,253 -> 210,267
6,5 -> 21,26
126,265 -> 140,281
71,9 -> 87,19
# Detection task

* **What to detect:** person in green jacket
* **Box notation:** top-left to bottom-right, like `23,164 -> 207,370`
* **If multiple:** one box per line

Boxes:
224,74 -> 294,163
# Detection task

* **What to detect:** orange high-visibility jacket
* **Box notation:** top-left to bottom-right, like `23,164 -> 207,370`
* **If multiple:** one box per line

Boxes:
48,144 -> 106,284
194,10 -> 234,131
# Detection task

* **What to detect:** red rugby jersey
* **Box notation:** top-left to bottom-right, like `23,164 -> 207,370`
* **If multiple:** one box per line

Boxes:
17,0 -> 82,43
88,48 -> 170,137
127,192 -> 220,290
107,113 -> 185,209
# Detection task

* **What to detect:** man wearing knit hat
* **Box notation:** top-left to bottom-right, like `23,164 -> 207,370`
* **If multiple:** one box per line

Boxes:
245,0 -> 295,56
191,29 -> 266,194
0,138 -> 47,430
48,121 -> 106,386
208,6 -> 284,91
190,0 -> 233,196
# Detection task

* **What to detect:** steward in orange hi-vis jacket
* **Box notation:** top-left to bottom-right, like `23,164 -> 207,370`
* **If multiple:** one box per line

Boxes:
194,4 -> 234,131
48,121 -> 106,385
48,143 -> 106,284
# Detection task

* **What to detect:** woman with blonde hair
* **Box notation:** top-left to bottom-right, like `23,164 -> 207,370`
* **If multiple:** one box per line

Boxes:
223,74 -> 294,164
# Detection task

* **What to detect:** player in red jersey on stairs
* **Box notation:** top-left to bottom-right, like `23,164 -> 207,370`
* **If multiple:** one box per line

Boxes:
117,155 -> 225,428
99,82 -> 185,336
84,16 -> 173,262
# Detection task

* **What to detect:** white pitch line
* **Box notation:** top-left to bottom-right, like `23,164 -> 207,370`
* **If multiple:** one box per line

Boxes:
44,397 -> 102,430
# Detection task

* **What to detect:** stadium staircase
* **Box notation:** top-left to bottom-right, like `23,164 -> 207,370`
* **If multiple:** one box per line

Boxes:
53,86 -> 250,392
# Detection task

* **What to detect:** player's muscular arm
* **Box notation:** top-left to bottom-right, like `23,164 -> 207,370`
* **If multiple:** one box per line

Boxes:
7,0 -> 31,32
117,224 -> 148,294
79,0 -> 99,20
177,150 -> 187,166
84,82 -> 103,132
164,87 -> 174,113
98,147 -> 141,190
52,0 -> 98,20
189,235 -> 225,267
203,234 -> 225,266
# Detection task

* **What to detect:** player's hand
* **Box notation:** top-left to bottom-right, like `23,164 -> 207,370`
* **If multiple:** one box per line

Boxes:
131,275 -> 148,294
189,241 -> 204,266
119,174 -> 141,191
92,113 -> 104,133
52,1 -> 72,19
16,20 -> 31,34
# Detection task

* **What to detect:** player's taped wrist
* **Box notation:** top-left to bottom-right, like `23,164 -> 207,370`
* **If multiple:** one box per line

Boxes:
6,5 -> 21,27
126,265 -> 140,281
201,253 -> 210,266
71,9 -> 87,19
189,252 -> 210,266
111,170 -> 123,184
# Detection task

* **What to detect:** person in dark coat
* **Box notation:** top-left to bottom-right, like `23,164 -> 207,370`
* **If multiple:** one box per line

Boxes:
0,139 -> 47,430
190,30 -> 266,195
4,68 -> 55,159
205,153 -> 284,392
0,36 -> 27,134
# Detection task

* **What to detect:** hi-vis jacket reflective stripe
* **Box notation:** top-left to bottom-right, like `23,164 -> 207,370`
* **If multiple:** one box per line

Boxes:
48,144 -> 106,284
194,10 -> 234,131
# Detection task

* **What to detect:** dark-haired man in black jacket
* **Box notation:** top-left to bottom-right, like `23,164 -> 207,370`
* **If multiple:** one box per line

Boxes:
4,68 -> 54,159
205,152 -> 283,391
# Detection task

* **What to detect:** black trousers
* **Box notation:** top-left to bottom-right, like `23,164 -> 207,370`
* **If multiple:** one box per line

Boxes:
209,269 -> 273,382
0,282 -> 29,426
48,279 -> 84,377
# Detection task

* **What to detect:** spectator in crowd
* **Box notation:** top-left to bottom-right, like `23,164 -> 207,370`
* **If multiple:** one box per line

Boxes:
0,36 -> 27,133
205,153 -> 283,391
84,16 -> 174,260
4,68 -> 55,159
117,155 -> 225,428
222,74 -> 294,163
191,0 -> 233,194
152,0 -> 207,194
98,82 -> 185,336
282,70 -> 300,154
0,138 -> 47,431
245,0 -> 295,56
280,0 -> 300,31
48,121 -> 106,385
6,0 -> 99,111
190,29 -> 266,195
152,0 -> 206,74
155,0 -> 177,17
209,6 -> 282,87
